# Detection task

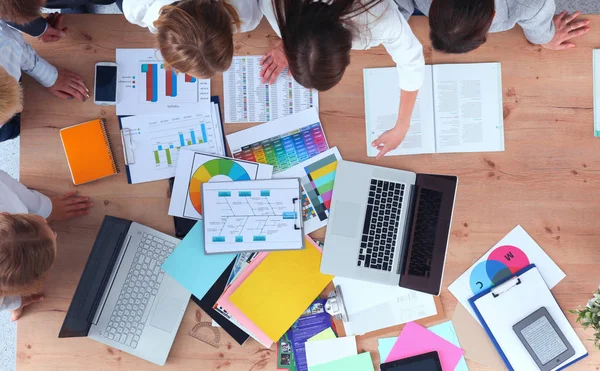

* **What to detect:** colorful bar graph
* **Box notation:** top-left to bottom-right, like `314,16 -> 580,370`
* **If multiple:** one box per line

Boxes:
142,63 -> 158,102
179,133 -> 185,147
232,123 -> 328,173
165,148 -> 172,165
154,151 -> 160,164
172,69 -> 177,97
158,145 -> 163,150
185,74 -> 197,83
190,130 -> 196,144
200,124 -> 207,143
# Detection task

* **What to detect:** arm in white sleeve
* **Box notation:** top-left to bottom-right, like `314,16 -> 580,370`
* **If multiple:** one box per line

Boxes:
20,41 -> 58,88
0,171 -> 52,218
0,296 -> 21,312
376,3 -> 425,91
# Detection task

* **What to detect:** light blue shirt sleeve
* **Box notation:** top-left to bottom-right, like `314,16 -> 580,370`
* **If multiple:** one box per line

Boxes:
0,296 -> 22,312
19,40 -> 58,88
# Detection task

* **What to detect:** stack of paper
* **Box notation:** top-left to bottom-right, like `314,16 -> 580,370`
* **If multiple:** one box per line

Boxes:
309,353 -> 375,371
305,337 -> 357,369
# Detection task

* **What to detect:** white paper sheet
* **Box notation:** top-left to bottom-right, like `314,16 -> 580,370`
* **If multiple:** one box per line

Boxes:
116,48 -> 210,116
168,151 -> 273,220
202,179 -> 304,253
305,336 -> 358,369
448,225 -> 566,320
274,147 -> 342,233
226,108 -> 329,173
333,277 -> 437,336
223,56 -> 319,123
364,66 -> 436,157
432,63 -> 504,153
120,107 -> 225,184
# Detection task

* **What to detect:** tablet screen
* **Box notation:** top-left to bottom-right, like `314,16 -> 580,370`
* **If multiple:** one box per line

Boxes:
380,352 -> 442,371
520,316 -> 567,365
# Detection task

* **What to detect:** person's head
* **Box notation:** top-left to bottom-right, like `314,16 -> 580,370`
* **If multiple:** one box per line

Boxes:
0,66 -> 23,127
429,0 -> 495,54
154,0 -> 241,79
0,0 -> 46,25
0,213 -> 57,297
273,0 -> 382,92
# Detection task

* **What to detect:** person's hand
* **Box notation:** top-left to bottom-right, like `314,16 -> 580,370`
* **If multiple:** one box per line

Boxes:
260,40 -> 289,84
38,13 -> 67,43
48,191 -> 93,222
48,68 -> 89,102
371,124 -> 410,159
542,11 -> 590,50
10,294 -> 45,321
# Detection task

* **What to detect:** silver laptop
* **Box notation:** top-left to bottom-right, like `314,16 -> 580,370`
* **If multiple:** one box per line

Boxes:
59,216 -> 190,366
321,161 -> 457,295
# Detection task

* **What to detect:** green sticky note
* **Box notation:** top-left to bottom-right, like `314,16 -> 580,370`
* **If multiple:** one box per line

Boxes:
309,352 -> 374,371
307,328 -> 336,342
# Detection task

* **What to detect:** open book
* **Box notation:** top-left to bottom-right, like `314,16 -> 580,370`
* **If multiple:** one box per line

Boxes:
364,63 -> 504,156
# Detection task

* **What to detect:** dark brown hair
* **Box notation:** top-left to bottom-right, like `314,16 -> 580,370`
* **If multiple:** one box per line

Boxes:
273,0 -> 384,91
429,0 -> 495,54
0,0 -> 44,24
154,0 -> 241,79
0,214 -> 55,297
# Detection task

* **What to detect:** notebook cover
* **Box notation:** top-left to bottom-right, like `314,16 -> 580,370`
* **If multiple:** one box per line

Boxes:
229,237 -> 333,342
60,118 -> 118,185
191,260 -> 250,345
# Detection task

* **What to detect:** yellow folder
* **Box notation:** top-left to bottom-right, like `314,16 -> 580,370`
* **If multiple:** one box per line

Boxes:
229,237 -> 333,341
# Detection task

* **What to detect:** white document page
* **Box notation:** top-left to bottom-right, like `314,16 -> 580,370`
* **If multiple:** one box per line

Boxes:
364,66 -> 436,157
473,267 -> 586,371
305,337 -> 358,369
120,112 -> 225,184
333,277 -> 437,336
202,179 -> 303,253
116,48 -> 210,116
223,56 -> 319,123
432,63 -> 504,153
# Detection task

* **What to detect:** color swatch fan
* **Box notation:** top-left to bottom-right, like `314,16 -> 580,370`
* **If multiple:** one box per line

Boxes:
168,151 -> 273,220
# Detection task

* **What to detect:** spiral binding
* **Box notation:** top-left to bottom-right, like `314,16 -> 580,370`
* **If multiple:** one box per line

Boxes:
99,118 -> 120,174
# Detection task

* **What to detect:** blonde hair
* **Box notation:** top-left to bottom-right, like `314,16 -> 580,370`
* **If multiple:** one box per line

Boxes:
0,0 -> 45,24
154,0 -> 241,79
0,66 -> 22,126
0,214 -> 55,297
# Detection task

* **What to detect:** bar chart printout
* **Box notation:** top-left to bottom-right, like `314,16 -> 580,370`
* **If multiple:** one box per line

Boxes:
140,63 -> 198,103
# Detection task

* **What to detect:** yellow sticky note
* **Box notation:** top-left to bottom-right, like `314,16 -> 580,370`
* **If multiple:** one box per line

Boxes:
308,328 -> 337,342
229,237 -> 333,341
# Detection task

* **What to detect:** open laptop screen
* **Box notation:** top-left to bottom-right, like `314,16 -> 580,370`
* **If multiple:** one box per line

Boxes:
58,216 -> 130,338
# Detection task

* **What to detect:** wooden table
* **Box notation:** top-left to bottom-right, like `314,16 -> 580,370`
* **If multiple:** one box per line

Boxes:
17,14 -> 600,370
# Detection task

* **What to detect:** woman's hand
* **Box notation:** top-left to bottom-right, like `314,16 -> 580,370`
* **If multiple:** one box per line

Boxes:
10,294 -> 45,321
542,11 -> 590,50
260,41 -> 289,84
371,123 -> 410,159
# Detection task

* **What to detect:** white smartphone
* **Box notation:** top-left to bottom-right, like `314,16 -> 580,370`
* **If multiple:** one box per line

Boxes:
94,62 -> 118,106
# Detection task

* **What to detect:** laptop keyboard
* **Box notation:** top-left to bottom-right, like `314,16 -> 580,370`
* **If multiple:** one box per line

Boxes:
357,179 -> 405,271
102,233 -> 176,349
407,188 -> 443,277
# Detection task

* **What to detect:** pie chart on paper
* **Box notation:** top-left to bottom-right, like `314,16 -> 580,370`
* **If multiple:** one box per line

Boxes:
188,159 -> 251,214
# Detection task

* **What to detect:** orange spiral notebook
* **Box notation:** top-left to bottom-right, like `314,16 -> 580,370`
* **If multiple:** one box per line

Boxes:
60,118 -> 120,185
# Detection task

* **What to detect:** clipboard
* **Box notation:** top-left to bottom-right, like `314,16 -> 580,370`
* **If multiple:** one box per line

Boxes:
469,264 -> 587,371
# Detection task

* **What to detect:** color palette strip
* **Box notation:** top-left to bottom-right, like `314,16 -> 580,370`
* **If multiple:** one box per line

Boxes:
233,123 -> 328,173
301,154 -> 338,221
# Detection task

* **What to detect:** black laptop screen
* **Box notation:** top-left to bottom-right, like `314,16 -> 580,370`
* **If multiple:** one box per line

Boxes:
58,216 -> 130,338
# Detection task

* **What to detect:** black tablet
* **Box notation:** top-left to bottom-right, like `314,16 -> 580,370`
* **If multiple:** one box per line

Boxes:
513,307 -> 575,371
380,351 -> 443,371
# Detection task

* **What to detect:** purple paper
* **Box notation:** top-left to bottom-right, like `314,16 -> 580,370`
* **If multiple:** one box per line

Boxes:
286,299 -> 332,371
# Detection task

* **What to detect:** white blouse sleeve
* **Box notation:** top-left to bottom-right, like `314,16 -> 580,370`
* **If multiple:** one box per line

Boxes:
122,0 -> 175,33
233,0 -> 263,33
0,171 -> 52,218
0,296 -> 21,312
371,2 -> 425,91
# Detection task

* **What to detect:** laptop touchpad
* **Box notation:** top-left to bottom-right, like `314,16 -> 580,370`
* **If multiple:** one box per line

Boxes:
150,293 -> 186,333
331,201 -> 361,238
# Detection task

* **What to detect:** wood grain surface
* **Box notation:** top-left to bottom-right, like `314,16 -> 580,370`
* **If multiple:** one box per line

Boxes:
16,14 -> 600,370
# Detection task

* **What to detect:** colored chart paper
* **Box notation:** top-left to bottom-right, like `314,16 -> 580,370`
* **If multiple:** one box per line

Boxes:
119,108 -> 225,184
275,147 -> 342,233
227,108 -> 329,173
223,56 -> 318,123
168,151 -> 273,220
202,179 -> 304,254
116,48 -> 210,115
448,225 -> 565,319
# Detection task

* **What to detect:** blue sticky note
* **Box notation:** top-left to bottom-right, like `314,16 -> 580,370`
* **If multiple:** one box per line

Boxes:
377,321 -> 469,371
161,221 -> 236,299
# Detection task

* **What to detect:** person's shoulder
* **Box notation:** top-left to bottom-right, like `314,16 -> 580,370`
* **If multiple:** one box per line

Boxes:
510,0 -> 553,16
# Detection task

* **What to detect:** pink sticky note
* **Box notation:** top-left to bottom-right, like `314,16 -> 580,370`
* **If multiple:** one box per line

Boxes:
216,252 -> 272,347
385,322 -> 464,371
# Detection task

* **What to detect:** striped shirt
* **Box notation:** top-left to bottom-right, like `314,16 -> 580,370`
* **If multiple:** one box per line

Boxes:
396,0 -> 556,45
0,21 -> 58,87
